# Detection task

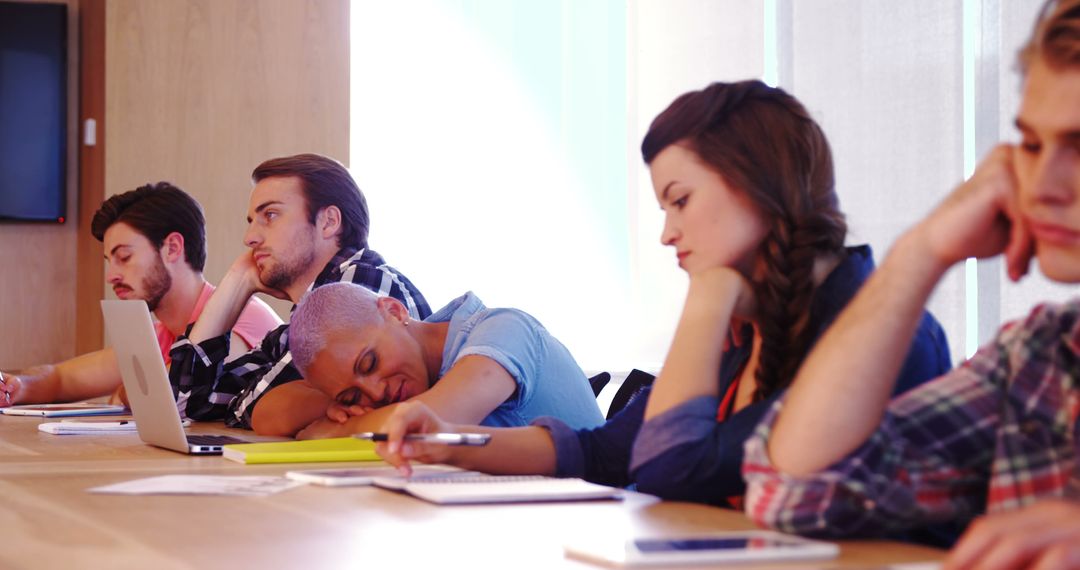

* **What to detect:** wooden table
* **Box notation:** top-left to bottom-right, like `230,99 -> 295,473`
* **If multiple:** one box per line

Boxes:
0,414 -> 944,569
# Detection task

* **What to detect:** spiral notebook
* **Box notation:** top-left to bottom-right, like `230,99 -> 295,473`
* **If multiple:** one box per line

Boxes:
371,473 -> 622,505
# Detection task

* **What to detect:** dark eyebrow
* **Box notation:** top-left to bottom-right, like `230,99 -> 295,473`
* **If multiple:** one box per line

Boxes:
247,200 -> 284,223
661,181 -> 678,202
1015,117 -> 1080,141
107,244 -> 129,258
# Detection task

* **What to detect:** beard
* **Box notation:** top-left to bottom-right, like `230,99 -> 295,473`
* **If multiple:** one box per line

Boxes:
259,233 -> 317,292
141,254 -> 172,312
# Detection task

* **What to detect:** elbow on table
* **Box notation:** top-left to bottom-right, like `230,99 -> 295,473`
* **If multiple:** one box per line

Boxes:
250,404 -> 304,437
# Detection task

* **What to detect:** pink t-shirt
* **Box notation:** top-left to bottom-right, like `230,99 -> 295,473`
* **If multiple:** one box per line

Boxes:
155,282 -> 282,366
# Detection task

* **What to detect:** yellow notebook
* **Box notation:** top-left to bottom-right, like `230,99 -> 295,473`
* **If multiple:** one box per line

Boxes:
222,437 -> 381,464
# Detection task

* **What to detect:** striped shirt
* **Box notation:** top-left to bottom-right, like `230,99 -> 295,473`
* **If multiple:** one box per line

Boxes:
743,299 -> 1080,538
168,248 -> 431,428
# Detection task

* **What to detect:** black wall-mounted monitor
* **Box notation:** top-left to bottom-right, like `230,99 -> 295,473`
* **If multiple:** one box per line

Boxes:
0,1 -> 68,223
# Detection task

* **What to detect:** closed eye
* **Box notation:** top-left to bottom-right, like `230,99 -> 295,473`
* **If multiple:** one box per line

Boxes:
354,352 -> 376,376
336,387 -> 362,407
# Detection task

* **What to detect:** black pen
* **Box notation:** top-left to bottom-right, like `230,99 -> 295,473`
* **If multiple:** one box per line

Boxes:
354,432 -> 491,446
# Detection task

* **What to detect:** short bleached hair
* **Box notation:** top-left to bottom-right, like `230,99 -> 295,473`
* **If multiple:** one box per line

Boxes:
289,282 -> 384,376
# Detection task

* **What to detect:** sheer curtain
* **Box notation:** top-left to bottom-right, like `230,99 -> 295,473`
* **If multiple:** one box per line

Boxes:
783,1 -> 968,363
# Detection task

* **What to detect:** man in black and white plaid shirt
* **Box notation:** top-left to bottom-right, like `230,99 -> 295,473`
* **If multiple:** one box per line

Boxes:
168,154 -> 430,436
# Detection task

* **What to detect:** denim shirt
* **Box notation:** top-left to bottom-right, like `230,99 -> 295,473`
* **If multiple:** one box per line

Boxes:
533,246 -> 952,505
428,292 -> 604,429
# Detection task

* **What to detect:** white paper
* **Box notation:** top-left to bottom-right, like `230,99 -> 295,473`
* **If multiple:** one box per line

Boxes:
87,475 -> 304,496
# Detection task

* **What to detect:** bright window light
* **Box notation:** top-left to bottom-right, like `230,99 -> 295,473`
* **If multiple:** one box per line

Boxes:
349,1 -> 645,372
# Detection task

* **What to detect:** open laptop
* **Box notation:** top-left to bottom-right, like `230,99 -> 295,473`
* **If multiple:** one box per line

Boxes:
101,299 -> 251,455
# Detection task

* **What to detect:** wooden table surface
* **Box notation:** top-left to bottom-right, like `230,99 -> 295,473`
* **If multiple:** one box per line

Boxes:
0,413 -> 944,570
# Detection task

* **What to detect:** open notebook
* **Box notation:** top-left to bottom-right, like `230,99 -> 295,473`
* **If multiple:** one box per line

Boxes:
371,472 -> 623,505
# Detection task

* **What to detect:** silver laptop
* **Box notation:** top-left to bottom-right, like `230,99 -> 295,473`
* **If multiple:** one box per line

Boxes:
101,300 -> 250,455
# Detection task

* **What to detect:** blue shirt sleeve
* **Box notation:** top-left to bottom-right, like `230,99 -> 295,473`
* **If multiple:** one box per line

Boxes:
532,387 -> 649,488
629,393 -> 777,504
453,308 -> 543,407
628,311 -> 952,505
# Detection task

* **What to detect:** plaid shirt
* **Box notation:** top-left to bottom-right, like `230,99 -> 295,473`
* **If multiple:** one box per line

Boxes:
168,248 -> 430,428
743,300 -> 1080,538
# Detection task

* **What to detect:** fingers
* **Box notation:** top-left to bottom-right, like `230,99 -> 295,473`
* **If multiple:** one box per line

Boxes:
999,146 -> 1033,282
1005,213 -> 1034,282
325,405 -> 349,423
1029,542 -> 1080,570
0,372 -> 17,407
946,523 -> 1038,570
383,402 -> 431,454
945,501 -> 1080,570
326,404 -> 372,423
377,402 -> 454,476
944,515 -> 998,570
380,402 -> 431,475
375,441 -> 413,477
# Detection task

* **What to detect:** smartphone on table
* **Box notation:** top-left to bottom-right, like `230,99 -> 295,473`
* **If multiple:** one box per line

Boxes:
563,530 -> 839,567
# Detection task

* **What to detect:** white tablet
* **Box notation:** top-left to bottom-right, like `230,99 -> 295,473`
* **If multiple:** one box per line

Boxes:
564,530 -> 839,567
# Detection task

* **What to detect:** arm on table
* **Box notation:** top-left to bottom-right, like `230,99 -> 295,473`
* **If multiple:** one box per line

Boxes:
250,380 -> 333,436
2,348 -> 121,406
296,354 -> 517,440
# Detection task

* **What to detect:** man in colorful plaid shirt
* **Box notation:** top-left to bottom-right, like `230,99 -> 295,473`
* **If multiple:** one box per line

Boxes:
743,1 -> 1080,568
168,154 -> 430,437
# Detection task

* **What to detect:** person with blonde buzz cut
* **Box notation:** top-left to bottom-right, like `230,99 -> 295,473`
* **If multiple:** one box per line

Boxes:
286,283 -> 604,439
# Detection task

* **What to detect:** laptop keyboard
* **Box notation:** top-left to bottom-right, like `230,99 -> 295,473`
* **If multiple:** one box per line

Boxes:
186,434 -> 247,446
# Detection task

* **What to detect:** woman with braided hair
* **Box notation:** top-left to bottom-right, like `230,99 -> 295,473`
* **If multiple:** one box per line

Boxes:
370,80 -> 952,507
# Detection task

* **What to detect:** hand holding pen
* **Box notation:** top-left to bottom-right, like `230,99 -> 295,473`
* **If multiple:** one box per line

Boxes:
0,370 -> 15,406
368,400 -> 492,477
355,432 -> 491,446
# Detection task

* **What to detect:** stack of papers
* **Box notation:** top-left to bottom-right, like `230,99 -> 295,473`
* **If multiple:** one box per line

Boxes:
372,473 -> 623,505
88,475 -> 303,496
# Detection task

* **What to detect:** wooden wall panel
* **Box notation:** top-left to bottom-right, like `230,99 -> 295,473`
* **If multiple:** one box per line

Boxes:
2,0 -> 348,368
104,0 -> 349,318
76,0 -> 106,355
0,0 -> 81,368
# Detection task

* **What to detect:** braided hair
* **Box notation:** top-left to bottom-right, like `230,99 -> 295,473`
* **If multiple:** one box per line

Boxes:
641,80 -> 847,401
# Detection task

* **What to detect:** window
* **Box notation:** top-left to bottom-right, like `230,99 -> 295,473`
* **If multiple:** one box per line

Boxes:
351,0 -> 1055,372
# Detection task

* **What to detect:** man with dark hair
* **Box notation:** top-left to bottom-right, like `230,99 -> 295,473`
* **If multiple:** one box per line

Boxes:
0,183 -> 281,407
744,1 -> 1080,567
168,153 -> 430,437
